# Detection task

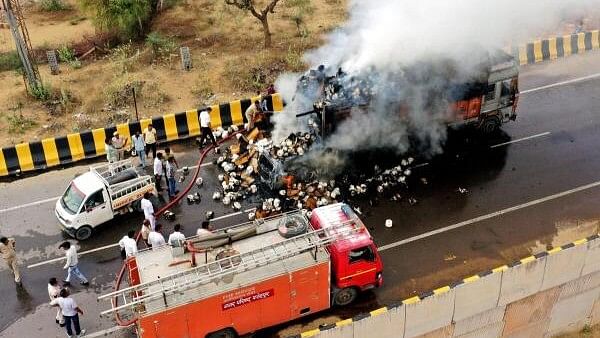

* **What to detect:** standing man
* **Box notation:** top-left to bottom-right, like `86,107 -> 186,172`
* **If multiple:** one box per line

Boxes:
118,230 -> 138,259
266,83 -> 276,95
58,241 -> 89,286
245,100 -> 263,131
132,130 -> 146,167
0,237 -> 21,285
47,277 -> 64,326
50,288 -> 86,338
153,153 -> 164,192
140,219 -> 152,247
143,124 -> 158,159
148,224 -> 166,249
168,224 -> 186,247
164,147 -> 179,168
141,193 -> 156,230
111,131 -> 128,161
198,107 -> 218,151
196,221 -> 213,238
165,157 -> 178,199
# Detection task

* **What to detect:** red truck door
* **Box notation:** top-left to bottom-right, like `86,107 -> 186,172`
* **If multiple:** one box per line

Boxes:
338,245 -> 378,289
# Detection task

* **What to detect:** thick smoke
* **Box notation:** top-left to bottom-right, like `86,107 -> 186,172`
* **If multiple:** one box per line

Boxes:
271,0 -> 600,159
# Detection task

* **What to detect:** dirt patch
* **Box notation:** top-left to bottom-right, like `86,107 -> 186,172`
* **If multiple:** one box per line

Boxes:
0,0 -> 348,147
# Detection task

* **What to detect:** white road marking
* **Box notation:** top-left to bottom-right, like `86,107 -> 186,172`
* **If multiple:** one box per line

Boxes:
521,72 -> 600,95
379,179 -> 600,252
490,132 -> 551,148
27,243 -> 120,269
0,196 -> 59,214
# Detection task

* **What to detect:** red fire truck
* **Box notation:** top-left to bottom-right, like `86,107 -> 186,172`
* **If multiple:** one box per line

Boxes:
99,203 -> 383,338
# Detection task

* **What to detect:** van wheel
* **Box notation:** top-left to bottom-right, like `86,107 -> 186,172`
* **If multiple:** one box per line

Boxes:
75,225 -> 93,241
333,287 -> 358,306
481,116 -> 500,135
206,328 -> 237,338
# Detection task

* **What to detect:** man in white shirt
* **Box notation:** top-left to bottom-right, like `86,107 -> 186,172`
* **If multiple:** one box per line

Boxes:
111,131 -> 128,161
198,107 -> 218,150
141,193 -> 156,230
47,277 -> 64,326
168,224 -> 186,247
50,288 -> 86,338
196,221 -> 214,238
59,241 -> 89,286
143,124 -> 158,158
118,230 -> 138,258
148,223 -> 166,249
153,152 -> 164,191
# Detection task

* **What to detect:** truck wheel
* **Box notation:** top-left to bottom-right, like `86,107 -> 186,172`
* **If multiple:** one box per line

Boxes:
481,116 -> 500,135
333,287 -> 358,306
75,225 -> 93,241
206,328 -> 237,338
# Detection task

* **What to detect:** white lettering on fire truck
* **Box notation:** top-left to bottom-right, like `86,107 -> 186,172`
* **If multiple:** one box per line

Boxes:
221,289 -> 274,311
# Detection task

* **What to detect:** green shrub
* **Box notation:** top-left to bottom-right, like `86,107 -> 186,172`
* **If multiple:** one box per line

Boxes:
57,46 -> 76,63
7,114 -> 37,134
145,32 -> 176,60
30,83 -> 52,101
0,52 -> 23,72
40,0 -> 69,11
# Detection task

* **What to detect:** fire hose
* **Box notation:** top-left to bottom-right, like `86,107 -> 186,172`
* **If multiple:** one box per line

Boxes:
111,131 -> 243,327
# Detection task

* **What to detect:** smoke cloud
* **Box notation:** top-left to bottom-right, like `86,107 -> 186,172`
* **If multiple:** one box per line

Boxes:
272,0 -> 600,162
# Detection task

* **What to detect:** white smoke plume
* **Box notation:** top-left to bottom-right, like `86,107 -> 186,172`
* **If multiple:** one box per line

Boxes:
272,0 -> 600,159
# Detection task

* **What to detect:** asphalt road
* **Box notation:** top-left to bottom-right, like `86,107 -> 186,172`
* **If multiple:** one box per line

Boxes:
1,50 -> 600,338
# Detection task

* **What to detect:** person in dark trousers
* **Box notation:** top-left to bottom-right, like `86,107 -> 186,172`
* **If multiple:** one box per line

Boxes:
50,288 -> 86,338
144,124 -> 158,158
153,153 -> 164,191
198,107 -> 218,151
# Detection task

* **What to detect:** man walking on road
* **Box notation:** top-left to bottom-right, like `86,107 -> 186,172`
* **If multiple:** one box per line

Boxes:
59,241 -> 89,286
198,107 -> 218,151
118,230 -> 138,259
153,153 -> 164,191
143,124 -> 158,159
50,288 -> 86,338
0,236 -> 21,285
141,193 -> 156,230
166,157 -> 178,199
132,130 -> 146,167
48,277 -> 64,326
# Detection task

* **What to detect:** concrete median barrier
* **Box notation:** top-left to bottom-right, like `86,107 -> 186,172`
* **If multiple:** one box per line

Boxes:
404,288 -> 455,337
517,30 -> 600,65
582,234 -> 600,275
0,93 -> 284,177
453,306 -> 505,337
453,272 -> 502,322
498,256 -> 547,306
353,306 -> 402,338
547,287 -> 599,336
541,240 -> 587,290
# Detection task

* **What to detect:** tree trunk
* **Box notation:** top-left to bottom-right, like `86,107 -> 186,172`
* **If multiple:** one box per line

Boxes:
260,16 -> 272,48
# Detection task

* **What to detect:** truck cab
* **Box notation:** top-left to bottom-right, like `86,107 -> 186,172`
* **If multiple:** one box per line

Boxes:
55,160 -> 155,240
310,203 -> 384,306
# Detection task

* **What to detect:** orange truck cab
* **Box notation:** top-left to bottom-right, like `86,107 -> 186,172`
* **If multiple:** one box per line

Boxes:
99,203 -> 383,338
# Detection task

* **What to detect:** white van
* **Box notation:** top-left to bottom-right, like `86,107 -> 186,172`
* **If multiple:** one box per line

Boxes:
55,160 -> 155,240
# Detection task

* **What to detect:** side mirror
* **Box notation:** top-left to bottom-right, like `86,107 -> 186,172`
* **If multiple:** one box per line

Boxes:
86,206 -> 93,213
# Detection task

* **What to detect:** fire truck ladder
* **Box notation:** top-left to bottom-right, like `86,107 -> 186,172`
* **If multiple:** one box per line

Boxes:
98,217 -> 363,316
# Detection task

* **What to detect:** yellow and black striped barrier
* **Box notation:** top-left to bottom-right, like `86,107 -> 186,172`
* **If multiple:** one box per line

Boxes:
0,93 -> 284,177
290,233 -> 600,338
517,30 -> 600,65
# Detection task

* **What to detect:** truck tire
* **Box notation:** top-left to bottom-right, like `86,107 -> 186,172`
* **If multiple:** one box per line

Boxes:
278,215 -> 308,238
481,116 -> 500,135
206,328 -> 237,338
75,225 -> 93,241
333,287 -> 358,306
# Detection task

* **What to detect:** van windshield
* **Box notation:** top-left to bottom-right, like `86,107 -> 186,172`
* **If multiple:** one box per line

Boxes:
61,183 -> 85,214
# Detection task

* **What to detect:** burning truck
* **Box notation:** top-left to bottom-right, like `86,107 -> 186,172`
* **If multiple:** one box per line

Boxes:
296,49 -> 519,139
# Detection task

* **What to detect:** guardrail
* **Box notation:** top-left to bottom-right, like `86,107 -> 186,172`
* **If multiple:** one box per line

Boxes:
0,93 -> 284,177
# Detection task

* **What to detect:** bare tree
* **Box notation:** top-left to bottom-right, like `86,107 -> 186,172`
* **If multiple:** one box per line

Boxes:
225,0 -> 281,48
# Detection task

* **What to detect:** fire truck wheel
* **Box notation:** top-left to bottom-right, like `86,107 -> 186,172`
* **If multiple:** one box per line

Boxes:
75,225 -> 93,241
333,287 -> 358,306
481,116 -> 500,135
206,328 -> 237,338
